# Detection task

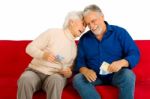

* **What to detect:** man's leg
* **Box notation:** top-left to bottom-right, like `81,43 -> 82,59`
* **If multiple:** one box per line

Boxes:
112,68 -> 136,99
17,70 -> 42,99
43,74 -> 66,99
73,73 -> 102,99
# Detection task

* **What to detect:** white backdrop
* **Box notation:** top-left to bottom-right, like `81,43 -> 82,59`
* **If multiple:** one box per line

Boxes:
0,0 -> 150,40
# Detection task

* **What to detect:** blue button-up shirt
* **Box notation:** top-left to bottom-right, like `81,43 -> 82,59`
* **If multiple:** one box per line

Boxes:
75,22 -> 140,76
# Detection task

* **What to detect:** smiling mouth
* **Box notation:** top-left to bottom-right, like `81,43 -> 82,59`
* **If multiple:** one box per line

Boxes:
91,28 -> 97,32
91,27 -> 97,31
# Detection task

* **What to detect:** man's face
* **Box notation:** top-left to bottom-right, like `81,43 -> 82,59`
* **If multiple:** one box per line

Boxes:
84,11 -> 104,36
71,19 -> 86,37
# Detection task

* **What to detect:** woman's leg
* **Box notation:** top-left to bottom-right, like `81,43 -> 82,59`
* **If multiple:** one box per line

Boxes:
43,74 -> 66,99
17,70 -> 42,99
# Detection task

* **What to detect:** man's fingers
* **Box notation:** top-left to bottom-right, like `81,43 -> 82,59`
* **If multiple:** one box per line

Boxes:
89,76 -> 96,82
85,72 -> 97,82
108,64 -> 120,72
85,75 -> 92,82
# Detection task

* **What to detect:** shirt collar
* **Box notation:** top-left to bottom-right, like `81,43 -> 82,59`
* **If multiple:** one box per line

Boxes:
105,21 -> 113,32
103,21 -> 113,37
64,29 -> 75,41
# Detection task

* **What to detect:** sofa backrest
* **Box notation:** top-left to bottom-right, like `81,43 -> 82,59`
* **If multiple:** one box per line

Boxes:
133,40 -> 150,83
0,40 -> 149,82
0,40 -> 31,78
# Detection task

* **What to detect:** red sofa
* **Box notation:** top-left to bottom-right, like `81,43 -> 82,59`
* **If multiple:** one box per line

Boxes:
0,40 -> 150,99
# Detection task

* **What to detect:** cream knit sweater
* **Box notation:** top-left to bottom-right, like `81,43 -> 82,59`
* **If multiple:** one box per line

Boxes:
26,28 -> 77,75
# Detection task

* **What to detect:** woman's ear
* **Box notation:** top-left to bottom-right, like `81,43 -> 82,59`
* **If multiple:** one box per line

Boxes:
69,20 -> 74,26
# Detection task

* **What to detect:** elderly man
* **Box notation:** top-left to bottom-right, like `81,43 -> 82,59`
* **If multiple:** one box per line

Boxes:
17,11 -> 85,99
73,4 -> 140,99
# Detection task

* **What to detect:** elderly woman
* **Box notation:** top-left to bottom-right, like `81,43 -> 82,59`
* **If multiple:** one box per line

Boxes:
17,11 -> 85,99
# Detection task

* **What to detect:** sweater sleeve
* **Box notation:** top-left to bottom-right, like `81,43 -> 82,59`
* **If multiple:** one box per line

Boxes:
26,29 -> 51,59
118,28 -> 140,69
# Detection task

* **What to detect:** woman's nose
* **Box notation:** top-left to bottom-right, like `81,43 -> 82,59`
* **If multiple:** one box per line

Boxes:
81,26 -> 86,32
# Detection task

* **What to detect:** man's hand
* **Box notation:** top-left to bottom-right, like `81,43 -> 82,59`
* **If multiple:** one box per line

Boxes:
43,52 -> 57,63
108,59 -> 129,72
80,67 -> 97,82
59,67 -> 72,78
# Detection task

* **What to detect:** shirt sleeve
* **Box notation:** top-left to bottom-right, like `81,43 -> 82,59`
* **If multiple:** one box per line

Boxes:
118,28 -> 140,69
26,29 -> 51,59
74,38 -> 86,72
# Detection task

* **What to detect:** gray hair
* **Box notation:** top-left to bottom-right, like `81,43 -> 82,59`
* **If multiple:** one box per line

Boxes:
63,11 -> 83,29
83,4 -> 103,17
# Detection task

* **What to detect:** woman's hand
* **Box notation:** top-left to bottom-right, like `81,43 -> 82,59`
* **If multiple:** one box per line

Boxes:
59,67 -> 72,78
43,52 -> 58,63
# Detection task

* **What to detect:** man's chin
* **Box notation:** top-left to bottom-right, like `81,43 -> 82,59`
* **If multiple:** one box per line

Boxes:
92,27 -> 103,35
92,30 -> 102,35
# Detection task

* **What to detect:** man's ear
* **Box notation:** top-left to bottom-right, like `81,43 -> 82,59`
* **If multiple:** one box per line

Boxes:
100,15 -> 104,20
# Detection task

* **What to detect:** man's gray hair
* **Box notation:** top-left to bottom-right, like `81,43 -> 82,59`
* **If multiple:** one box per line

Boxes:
83,4 -> 103,17
63,11 -> 83,29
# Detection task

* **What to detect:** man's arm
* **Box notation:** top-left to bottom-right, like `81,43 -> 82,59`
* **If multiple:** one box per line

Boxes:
74,39 -> 97,82
117,28 -> 140,69
108,27 -> 140,72
108,59 -> 129,72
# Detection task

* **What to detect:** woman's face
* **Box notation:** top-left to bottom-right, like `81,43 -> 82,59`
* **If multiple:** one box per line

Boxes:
71,19 -> 86,37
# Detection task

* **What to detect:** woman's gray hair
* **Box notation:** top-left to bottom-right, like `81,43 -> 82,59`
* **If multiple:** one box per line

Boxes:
63,11 -> 83,29
83,4 -> 103,17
